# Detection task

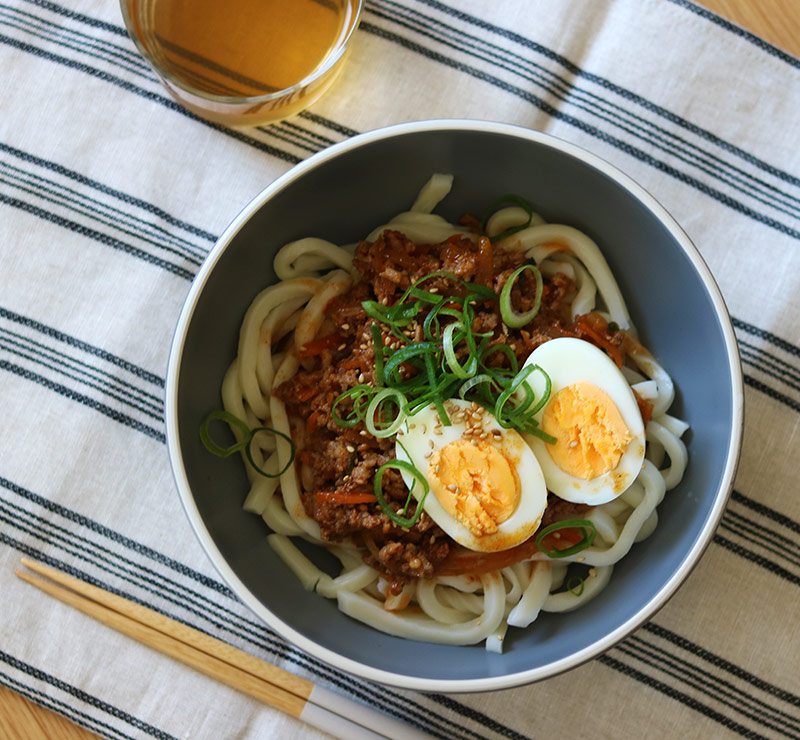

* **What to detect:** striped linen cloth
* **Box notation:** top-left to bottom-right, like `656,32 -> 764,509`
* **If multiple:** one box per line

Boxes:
1,1 -> 798,738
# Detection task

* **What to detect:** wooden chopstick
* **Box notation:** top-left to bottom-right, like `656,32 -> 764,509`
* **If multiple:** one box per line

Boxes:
16,558 -> 429,740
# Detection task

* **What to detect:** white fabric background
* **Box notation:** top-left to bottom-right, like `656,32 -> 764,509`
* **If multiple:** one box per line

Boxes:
1,1 -> 798,738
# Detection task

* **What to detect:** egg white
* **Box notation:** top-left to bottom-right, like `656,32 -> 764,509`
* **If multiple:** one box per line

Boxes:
522,337 -> 646,505
395,399 -> 548,552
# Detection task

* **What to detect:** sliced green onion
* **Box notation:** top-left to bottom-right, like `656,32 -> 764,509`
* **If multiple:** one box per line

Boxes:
200,411 -> 295,479
567,576 -> 586,596
535,520 -> 597,559
373,459 -> 430,527
500,263 -> 543,329
442,322 -> 478,379
365,388 -> 407,438
331,385 -> 377,428
480,194 -> 534,243
245,426 -> 296,478
382,342 -> 438,382
370,324 -> 385,385
199,410 -> 250,457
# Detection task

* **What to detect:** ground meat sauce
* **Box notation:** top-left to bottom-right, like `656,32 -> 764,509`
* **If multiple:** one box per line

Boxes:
275,229 -> 634,592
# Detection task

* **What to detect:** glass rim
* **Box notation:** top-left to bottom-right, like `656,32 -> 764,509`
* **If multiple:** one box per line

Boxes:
119,0 -> 364,107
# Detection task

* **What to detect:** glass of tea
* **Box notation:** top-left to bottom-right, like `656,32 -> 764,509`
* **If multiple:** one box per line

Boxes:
120,0 -> 363,126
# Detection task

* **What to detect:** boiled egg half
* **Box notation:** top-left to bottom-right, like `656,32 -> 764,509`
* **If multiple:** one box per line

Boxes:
395,399 -> 547,552
522,337 -> 646,505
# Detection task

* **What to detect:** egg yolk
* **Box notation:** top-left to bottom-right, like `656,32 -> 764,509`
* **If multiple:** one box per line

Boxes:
541,381 -> 632,480
427,439 -> 520,537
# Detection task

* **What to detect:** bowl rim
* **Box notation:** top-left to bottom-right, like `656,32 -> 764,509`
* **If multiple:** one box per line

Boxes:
165,119 -> 744,692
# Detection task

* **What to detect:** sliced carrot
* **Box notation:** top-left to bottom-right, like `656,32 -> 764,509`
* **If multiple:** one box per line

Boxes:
573,313 -> 623,368
538,527 -> 584,554
315,491 -> 377,505
297,334 -> 344,359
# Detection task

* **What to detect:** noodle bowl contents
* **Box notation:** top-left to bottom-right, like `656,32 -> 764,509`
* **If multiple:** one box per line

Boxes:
201,174 -> 689,650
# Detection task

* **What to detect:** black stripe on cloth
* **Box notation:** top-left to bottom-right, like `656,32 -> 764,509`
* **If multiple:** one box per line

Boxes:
0,141 -> 216,242
642,622 -> 800,708
734,317 -> 800,358
599,653 -> 773,740
0,1 -> 150,77
0,308 -> 164,421
22,0 -> 127,35
0,650 -> 176,740
0,670 -> 141,740
722,510 -> 800,569
0,306 -> 163,386
409,0 -> 800,190
739,343 -> 800,396
718,491 -> 800,584
358,14 -> 800,242
0,191 -> 196,280
731,490 -> 800,535
368,0 -> 800,223
744,375 -> 800,416
0,152 -> 210,265
714,532 -> 800,587
0,358 -> 166,442
621,636 -> 800,738
0,32 -> 303,164
666,0 -> 800,70
0,329 -> 163,421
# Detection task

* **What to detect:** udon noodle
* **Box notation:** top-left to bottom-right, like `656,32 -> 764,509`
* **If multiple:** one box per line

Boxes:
212,175 -> 689,651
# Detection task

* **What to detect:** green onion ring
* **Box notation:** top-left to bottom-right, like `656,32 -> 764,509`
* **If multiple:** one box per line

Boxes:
442,322 -> 478,379
567,576 -> 586,596
245,426 -> 296,478
365,388 -> 407,438
480,194 -> 534,243
499,263 -> 543,329
199,410 -> 250,457
373,459 -> 430,527
535,520 -> 597,558
331,385 -> 377,428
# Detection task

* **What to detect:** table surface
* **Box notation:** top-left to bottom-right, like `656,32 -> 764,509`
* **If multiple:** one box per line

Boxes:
2,0 -> 798,737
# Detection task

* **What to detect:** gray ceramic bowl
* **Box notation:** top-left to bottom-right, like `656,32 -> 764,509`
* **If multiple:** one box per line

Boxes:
165,120 -> 743,691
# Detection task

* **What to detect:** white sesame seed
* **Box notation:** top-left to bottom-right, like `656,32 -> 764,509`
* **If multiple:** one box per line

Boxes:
337,343 -> 346,351
341,323 -> 350,330
345,444 -> 355,453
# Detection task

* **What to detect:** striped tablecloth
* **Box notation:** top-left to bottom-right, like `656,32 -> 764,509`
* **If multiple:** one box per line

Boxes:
1,1 -> 798,738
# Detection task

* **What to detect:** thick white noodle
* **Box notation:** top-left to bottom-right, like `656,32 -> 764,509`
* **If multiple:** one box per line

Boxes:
484,206 -> 546,238
273,237 -> 356,280
262,496 -> 305,536
630,351 -> 675,418
409,173 -> 454,213
337,572 -> 506,645
497,223 -> 632,329
416,580 -> 474,623
542,565 -> 614,613
646,420 -> 689,491
365,212 -> 472,245
237,278 -> 321,419
507,561 -> 553,628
